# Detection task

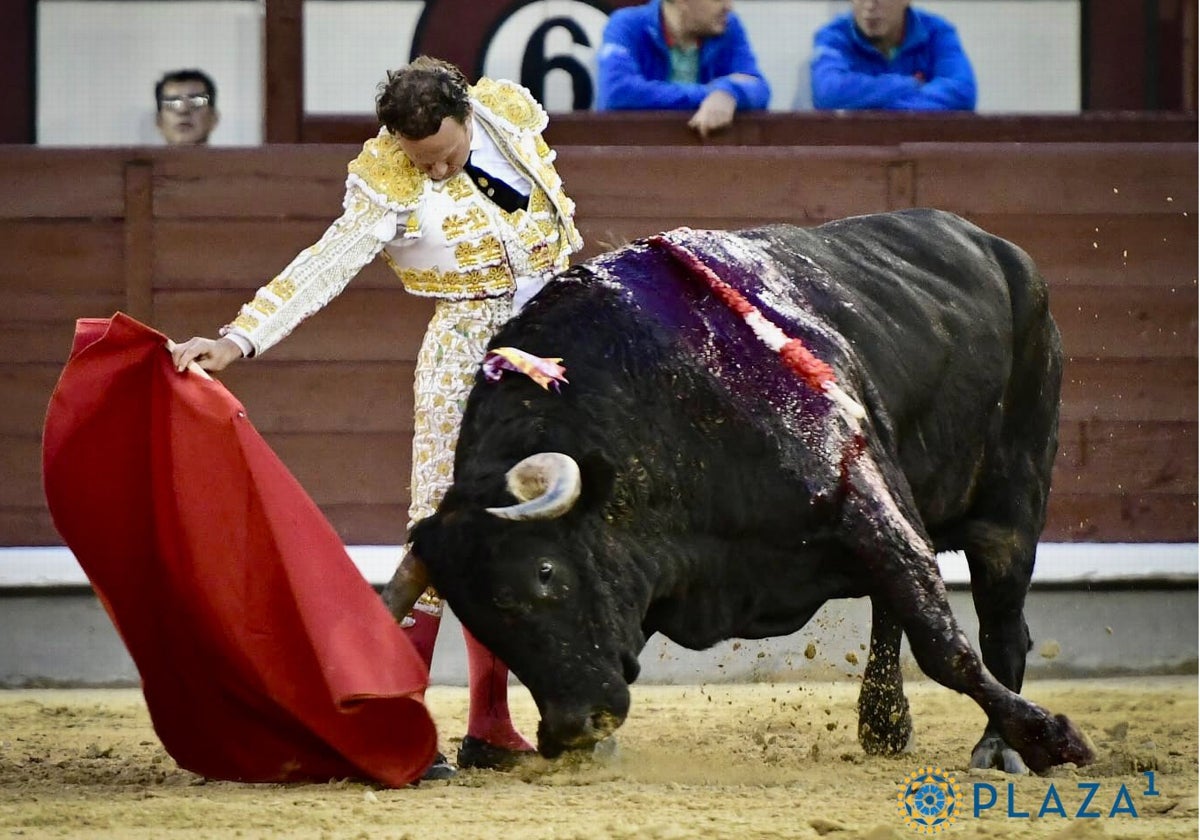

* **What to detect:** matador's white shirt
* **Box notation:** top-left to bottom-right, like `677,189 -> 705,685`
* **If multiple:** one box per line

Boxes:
222,78 -> 582,357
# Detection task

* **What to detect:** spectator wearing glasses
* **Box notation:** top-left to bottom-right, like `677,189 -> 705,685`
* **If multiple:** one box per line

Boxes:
156,69 -> 219,145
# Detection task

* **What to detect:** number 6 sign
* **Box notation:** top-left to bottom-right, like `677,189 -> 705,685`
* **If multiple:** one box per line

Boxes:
411,0 -> 636,112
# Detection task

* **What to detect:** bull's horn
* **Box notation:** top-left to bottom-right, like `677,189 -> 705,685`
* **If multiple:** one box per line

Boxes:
381,550 -> 430,623
486,452 -> 582,521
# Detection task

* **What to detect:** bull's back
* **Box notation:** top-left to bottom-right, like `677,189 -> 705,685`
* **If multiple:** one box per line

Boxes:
740,209 -> 1061,528
748,211 -> 1049,403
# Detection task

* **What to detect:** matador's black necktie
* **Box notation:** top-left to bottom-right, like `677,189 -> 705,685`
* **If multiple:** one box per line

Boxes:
463,153 -> 529,214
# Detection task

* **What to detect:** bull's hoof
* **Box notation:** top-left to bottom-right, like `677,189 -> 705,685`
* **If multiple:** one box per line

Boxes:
1002,712 -> 1096,774
592,735 -> 620,762
457,736 -> 537,771
859,719 -> 915,756
970,733 -> 1029,774
858,695 -> 913,755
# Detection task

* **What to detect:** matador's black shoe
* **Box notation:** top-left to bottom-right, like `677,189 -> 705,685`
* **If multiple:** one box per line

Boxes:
420,752 -> 457,781
456,736 -> 536,771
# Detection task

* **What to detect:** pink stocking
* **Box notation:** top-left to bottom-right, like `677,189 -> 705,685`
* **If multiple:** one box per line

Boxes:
402,609 -> 440,673
464,626 -> 534,751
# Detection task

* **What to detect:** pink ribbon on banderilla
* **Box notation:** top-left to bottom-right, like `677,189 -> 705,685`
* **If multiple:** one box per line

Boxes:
482,347 -> 569,392
647,230 -> 866,421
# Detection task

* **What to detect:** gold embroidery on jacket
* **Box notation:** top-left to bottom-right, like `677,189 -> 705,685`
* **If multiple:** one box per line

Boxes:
230,312 -> 261,332
471,79 -> 546,132
445,177 -> 474,202
399,267 -> 441,291
528,189 -> 551,216
399,265 -> 511,297
455,236 -> 504,268
528,243 -> 554,271
442,207 -> 490,240
250,296 -> 279,317
536,216 -> 557,240
347,134 -> 423,207
518,225 -> 543,249
266,276 -> 297,301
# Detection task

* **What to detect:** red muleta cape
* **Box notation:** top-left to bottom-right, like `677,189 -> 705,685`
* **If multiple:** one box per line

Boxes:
42,313 -> 437,787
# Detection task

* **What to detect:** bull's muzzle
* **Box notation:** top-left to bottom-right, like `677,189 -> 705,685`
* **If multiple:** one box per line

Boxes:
536,704 -> 626,759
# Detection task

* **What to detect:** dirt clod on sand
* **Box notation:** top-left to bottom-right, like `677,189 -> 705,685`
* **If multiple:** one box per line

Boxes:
0,677 -> 1195,839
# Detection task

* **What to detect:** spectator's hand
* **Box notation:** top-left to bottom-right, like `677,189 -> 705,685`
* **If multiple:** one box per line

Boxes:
727,73 -> 759,86
169,336 -> 243,373
688,90 -> 737,138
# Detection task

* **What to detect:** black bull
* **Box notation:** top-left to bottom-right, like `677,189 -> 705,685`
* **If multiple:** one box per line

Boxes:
400,209 -> 1096,773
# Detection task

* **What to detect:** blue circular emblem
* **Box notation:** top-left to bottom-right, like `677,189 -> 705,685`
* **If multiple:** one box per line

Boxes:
897,766 -> 962,834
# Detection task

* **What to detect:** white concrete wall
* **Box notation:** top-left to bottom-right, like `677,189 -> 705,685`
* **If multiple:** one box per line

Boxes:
2,544 -> 1194,686
2,580 -> 1195,687
37,0 -> 1081,146
5,544 -> 1196,589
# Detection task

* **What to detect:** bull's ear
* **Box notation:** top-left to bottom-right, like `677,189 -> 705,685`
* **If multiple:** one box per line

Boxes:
577,450 -> 616,511
408,511 -> 462,569
407,515 -> 440,567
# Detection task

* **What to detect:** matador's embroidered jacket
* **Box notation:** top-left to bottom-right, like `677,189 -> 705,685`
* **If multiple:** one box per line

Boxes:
222,78 -> 582,356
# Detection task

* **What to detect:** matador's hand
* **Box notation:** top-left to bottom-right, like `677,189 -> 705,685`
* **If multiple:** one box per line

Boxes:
169,336 -> 243,373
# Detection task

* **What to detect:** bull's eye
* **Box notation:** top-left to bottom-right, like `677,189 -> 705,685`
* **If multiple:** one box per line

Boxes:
537,561 -> 554,585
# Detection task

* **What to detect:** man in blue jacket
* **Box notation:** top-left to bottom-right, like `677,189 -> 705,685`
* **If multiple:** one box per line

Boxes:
597,0 -> 771,136
809,0 -> 976,111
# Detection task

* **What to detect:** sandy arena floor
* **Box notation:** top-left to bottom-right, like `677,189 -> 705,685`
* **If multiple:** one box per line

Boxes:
0,676 -> 1195,839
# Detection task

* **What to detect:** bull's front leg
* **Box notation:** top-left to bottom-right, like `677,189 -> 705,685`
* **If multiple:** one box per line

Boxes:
872,559 -> 1092,772
906,609 -> 1092,773
857,597 -> 913,755
841,464 -> 1093,772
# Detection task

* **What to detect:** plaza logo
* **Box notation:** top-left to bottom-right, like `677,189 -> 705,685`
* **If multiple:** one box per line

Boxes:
897,766 -> 962,834
972,770 -> 1161,819
897,767 -> 1163,832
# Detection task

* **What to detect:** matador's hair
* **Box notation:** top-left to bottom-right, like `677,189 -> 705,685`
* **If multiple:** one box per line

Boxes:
376,56 -> 471,139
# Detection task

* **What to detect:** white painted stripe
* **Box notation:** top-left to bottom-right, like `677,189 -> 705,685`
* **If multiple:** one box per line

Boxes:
937,544 -> 1199,584
0,544 -> 1195,589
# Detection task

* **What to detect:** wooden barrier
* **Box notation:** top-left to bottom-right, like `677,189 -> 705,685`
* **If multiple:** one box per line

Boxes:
302,111 -> 1200,147
1,140 -> 1195,546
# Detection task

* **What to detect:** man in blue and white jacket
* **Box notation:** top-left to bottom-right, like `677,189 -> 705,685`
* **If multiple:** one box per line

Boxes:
809,0 -> 976,111
597,0 -> 771,136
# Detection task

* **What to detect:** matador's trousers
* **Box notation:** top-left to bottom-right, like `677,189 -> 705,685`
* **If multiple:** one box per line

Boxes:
408,294 -> 513,616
